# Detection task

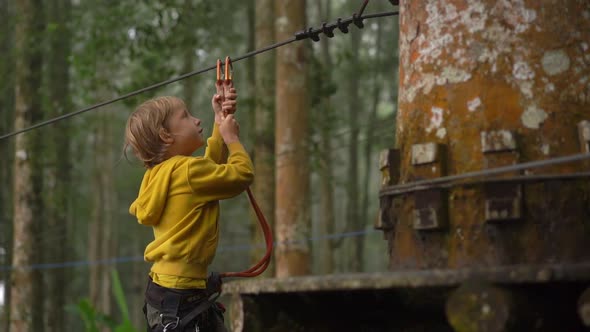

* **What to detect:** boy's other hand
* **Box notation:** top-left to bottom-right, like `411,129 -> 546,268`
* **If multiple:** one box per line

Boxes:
219,114 -> 240,145
222,98 -> 237,116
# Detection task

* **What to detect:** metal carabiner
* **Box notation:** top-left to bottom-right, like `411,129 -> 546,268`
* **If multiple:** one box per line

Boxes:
215,56 -> 234,117
216,56 -> 233,85
160,314 -> 179,332
225,56 -> 233,83
216,58 -> 223,85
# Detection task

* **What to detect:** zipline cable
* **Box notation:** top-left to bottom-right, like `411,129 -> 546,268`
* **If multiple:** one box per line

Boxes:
0,9 -> 400,141
0,38 -> 297,141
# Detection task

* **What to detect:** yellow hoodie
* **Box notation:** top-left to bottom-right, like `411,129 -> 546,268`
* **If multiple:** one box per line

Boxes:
129,124 -> 253,288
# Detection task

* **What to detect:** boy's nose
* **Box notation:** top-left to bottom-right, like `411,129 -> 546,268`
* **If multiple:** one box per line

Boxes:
194,118 -> 201,126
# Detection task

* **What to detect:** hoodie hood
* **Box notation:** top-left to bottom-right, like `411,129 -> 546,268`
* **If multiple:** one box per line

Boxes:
129,157 -> 179,226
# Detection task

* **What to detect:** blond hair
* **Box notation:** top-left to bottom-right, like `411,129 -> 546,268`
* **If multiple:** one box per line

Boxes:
124,96 -> 186,168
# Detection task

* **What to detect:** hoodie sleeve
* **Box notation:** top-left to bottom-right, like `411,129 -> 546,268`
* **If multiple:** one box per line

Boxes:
188,141 -> 254,201
204,123 -> 228,164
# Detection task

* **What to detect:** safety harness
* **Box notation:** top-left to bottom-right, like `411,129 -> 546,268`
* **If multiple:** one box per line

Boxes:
149,273 -> 223,331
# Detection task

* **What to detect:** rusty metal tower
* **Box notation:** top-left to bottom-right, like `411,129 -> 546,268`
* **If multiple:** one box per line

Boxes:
376,0 -> 590,330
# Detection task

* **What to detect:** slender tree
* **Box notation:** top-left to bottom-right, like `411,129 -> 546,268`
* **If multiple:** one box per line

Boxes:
360,20 -> 385,243
346,6 -> 362,272
275,0 -> 310,277
252,0 -> 276,276
11,0 -> 45,331
315,0 -> 337,274
45,0 -> 72,330
0,0 -> 15,330
86,103 -> 117,318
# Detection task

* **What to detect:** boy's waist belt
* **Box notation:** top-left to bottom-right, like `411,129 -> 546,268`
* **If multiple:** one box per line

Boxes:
146,277 -> 209,308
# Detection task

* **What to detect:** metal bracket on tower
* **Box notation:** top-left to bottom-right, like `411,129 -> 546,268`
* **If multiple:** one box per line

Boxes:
481,130 -> 523,223
410,143 -> 448,230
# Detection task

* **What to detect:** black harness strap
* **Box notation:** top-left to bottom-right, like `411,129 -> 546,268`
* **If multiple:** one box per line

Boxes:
159,293 -> 181,331
175,273 -> 222,330
155,272 -> 223,331
177,299 -> 214,330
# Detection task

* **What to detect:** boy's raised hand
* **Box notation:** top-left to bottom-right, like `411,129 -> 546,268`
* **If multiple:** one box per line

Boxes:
212,82 -> 238,124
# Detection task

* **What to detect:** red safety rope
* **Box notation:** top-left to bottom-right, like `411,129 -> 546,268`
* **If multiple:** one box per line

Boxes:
216,57 -> 273,279
220,188 -> 273,278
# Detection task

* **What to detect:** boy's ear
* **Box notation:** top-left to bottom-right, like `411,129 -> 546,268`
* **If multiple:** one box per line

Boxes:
159,128 -> 174,144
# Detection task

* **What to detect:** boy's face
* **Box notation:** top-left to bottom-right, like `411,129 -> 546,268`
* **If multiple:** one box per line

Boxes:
167,107 -> 205,155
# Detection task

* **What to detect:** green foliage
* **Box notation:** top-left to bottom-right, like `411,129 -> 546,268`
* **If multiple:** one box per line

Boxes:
69,270 -> 139,332
68,299 -> 114,332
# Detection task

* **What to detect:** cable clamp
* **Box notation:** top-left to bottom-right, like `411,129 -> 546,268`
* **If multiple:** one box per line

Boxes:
352,13 -> 364,29
336,17 -> 349,33
322,22 -> 335,38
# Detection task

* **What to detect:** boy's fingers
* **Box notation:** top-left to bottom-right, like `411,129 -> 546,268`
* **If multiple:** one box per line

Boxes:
223,82 -> 234,95
222,103 -> 237,113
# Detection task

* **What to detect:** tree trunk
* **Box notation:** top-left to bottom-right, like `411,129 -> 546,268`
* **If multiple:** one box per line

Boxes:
88,140 -> 102,308
89,112 -> 116,318
0,0 -> 15,216
88,70 -> 115,320
347,18 -> 362,272
315,0 -> 336,275
0,1 -> 15,330
253,0 -> 276,277
360,20 -> 385,242
275,0 -> 310,277
11,0 -> 44,331
45,0 -> 71,331
99,117 -> 115,317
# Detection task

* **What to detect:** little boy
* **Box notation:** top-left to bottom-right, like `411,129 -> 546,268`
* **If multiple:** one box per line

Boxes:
125,84 -> 252,332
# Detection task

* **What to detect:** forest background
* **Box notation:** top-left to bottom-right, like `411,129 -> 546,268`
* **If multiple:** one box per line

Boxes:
0,0 -> 399,330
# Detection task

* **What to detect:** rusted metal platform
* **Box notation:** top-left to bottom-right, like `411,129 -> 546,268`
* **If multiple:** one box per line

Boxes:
223,263 -> 590,331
